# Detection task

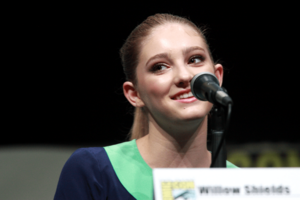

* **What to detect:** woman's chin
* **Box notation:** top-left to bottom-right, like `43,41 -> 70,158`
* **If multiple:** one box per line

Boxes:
178,108 -> 210,121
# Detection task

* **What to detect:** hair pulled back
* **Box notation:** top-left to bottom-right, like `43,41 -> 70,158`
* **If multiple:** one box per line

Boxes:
120,13 -> 213,140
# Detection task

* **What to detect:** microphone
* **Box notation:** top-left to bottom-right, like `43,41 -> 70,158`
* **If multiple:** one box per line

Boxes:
191,72 -> 233,106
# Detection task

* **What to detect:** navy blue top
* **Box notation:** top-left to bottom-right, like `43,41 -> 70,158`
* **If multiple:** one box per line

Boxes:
54,147 -> 136,200
54,140 -> 237,200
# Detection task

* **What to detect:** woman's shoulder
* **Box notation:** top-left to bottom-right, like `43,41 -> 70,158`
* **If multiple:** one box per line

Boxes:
58,140 -> 140,181
66,147 -> 107,167
57,147 -> 111,180
71,146 -> 105,157
54,146 -> 137,199
63,140 -> 137,172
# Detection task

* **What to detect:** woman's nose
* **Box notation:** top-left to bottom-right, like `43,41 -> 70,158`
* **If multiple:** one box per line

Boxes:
174,66 -> 194,88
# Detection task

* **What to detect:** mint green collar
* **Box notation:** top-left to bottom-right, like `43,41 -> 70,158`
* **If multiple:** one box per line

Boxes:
104,140 -> 238,199
104,140 -> 153,200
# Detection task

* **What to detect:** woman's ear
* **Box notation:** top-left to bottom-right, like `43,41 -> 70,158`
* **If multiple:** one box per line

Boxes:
214,64 -> 224,86
123,81 -> 145,107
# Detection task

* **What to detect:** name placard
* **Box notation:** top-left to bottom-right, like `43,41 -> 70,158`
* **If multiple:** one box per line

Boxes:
153,168 -> 300,200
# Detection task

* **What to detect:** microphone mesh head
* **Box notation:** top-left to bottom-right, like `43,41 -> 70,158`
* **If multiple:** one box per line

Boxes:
191,72 -> 219,101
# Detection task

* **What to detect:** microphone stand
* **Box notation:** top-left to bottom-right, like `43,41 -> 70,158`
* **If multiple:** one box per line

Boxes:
210,104 -> 227,168
190,72 -> 233,168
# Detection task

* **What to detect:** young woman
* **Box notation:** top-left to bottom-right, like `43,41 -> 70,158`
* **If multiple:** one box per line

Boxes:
54,13 -> 237,200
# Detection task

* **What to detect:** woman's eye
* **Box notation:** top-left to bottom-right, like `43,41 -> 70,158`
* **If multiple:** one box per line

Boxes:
189,56 -> 203,64
151,64 -> 167,72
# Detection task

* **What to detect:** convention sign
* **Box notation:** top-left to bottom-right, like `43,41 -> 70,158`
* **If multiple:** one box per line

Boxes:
153,168 -> 300,200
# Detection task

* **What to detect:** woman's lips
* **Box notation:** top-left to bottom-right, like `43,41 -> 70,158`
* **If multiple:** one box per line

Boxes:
173,96 -> 197,103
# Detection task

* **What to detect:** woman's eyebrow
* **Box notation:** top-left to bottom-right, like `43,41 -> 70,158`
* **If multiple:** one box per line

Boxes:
146,53 -> 169,66
183,46 -> 205,55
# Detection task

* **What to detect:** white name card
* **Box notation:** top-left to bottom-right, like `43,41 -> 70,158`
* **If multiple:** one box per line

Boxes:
153,168 -> 300,200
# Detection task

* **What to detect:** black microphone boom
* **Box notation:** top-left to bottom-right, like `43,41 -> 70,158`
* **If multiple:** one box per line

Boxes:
191,72 -> 233,106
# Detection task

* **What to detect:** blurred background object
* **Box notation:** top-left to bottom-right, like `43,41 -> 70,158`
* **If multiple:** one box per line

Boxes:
0,146 -> 76,200
227,143 -> 300,168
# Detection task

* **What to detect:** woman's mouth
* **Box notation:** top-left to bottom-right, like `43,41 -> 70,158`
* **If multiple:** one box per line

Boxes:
172,91 -> 194,100
171,91 -> 198,103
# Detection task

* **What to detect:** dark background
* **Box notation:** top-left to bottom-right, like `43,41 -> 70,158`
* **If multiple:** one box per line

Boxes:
6,3 -> 299,146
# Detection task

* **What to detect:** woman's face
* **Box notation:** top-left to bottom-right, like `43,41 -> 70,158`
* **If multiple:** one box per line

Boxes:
133,23 -> 223,124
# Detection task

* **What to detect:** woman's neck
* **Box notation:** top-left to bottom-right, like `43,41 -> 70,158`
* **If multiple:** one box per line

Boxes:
136,116 -> 211,169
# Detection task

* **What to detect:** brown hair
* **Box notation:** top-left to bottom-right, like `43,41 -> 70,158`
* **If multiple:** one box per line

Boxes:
120,13 -> 214,140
